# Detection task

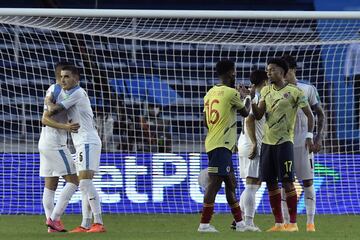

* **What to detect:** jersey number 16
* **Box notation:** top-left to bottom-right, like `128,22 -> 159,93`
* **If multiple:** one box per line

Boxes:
205,99 -> 220,125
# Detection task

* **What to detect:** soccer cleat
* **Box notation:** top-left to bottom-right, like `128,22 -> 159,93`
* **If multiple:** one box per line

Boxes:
235,221 -> 261,232
266,223 -> 286,232
46,218 -> 67,232
198,224 -> 219,232
69,226 -> 90,233
307,223 -> 316,232
87,223 -> 106,233
284,223 -> 299,232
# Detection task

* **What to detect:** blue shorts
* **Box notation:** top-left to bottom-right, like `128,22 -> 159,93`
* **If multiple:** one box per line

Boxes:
207,147 -> 234,176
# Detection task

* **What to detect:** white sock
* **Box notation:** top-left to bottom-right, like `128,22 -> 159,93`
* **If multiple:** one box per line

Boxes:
243,184 -> 260,226
304,185 -> 316,224
81,190 -> 92,229
239,190 -> 245,219
42,188 -> 55,219
281,187 -> 290,224
80,179 -> 103,225
50,183 -> 77,221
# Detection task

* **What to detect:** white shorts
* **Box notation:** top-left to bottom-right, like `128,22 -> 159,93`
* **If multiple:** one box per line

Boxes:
239,155 -> 260,179
74,144 -> 101,172
293,145 -> 314,180
39,147 -> 76,177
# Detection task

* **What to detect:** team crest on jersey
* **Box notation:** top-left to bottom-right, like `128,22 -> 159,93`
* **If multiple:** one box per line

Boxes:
283,92 -> 291,98
226,166 -> 230,173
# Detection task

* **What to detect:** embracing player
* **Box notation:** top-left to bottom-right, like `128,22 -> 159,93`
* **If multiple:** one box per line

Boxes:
46,65 -> 105,233
39,62 -> 80,232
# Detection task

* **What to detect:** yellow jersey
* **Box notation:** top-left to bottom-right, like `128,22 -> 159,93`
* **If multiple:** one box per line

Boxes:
260,83 -> 308,145
204,84 -> 245,152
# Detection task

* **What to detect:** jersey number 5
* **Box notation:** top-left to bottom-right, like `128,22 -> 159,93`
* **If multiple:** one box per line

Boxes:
205,99 -> 220,125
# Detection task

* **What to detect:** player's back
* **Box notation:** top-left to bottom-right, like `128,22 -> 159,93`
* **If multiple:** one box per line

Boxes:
63,86 -> 101,146
39,84 -> 68,149
204,84 -> 244,152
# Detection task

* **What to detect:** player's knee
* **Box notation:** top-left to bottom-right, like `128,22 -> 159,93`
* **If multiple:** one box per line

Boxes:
303,179 -> 313,187
63,174 -> 79,186
282,181 -> 295,191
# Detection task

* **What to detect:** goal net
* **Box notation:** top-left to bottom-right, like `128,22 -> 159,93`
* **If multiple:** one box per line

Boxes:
0,9 -> 359,215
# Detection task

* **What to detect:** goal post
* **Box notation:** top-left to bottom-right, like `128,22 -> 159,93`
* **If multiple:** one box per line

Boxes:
0,9 -> 359,214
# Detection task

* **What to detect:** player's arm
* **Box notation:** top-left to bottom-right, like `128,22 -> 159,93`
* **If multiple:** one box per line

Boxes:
45,96 -> 65,116
312,103 -> 325,153
238,97 -> 250,117
301,104 -> 314,152
41,111 -> 80,132
246,114 -> 257,159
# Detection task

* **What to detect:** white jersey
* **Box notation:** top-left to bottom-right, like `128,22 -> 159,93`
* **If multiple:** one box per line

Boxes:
238,94 -> 265,156
60,85 -> 101,147
294,81 -> 320,147
38,84 -> 68,150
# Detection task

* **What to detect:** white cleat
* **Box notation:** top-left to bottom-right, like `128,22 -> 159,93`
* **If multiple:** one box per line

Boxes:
236,221 -> 261,232
198,224 -> 219,232
246,225 -> 261,232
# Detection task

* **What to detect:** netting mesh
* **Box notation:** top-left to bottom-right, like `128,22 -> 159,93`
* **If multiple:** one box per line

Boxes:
0,13 -> 360,214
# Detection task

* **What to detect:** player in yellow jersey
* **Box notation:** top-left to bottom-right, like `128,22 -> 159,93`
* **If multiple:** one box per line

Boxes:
251,58 -> 314,232
198,60 -> 253,232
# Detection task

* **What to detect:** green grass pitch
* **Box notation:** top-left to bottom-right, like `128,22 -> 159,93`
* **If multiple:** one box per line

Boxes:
1,214 -> 359,240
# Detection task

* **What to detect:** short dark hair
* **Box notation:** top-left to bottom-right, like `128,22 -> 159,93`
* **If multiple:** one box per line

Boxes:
250,69 -> 268,86
216,60 -> 235,76
267,58 -> 289,76
281,55 -> 297,69
62,65 -> 80,78
55,61 -> 72,70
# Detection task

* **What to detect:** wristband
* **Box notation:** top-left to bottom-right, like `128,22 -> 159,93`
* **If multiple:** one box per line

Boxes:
306,132 -> 313,139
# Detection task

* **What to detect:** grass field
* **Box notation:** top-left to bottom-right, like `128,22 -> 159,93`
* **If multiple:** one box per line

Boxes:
1,214 -> 359,240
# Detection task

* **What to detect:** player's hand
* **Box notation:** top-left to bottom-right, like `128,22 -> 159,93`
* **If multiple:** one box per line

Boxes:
312,134 -> 322,153
66,122 -> 80,133
248,144 -> 257,160
236,84 -> 250,99
305,138 -> 314,153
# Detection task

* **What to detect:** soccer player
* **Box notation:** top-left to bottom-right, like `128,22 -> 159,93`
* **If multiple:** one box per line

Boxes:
281,55 -> 325,232
198,60 -> 254,232
237,69 -> 268,231
46,65 -> 106,233
39,62 -> 80,232
251,58 -> 314,232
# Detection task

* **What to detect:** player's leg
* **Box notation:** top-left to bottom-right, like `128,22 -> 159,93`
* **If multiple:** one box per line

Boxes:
242,177 -> 261,227
77,144 -> 105,233
279,142 -> 298,232
45,149 -> 79,232
50,174 -> 78,222
294,145 -> 316,231
303,179 -> 316,231
198,174 -> 223,232
198,148 -> 225,232
43,177 -> 59,220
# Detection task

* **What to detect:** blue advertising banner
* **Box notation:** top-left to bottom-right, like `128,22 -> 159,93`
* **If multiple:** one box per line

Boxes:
0,153 -> 357,214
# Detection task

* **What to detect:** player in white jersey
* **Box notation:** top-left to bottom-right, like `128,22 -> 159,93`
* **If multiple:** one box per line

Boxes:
45,65 -> 105,233
236,70 -> 267,231
39,62 -> 80,233
281,55 -> 325,232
